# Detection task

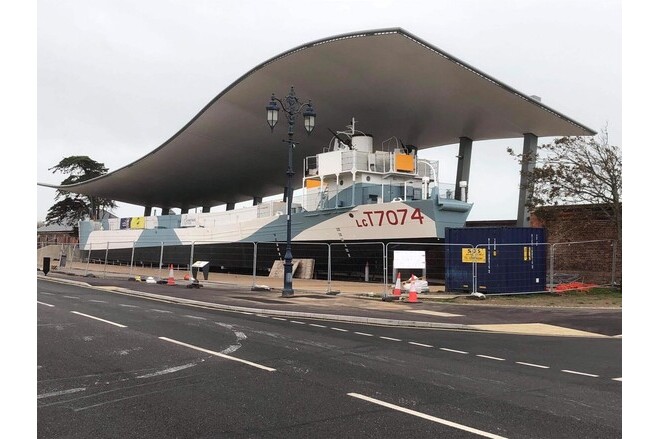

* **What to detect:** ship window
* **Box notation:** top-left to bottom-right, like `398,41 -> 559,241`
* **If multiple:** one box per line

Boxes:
366,176 -> 371,182
339,179 -> 344,185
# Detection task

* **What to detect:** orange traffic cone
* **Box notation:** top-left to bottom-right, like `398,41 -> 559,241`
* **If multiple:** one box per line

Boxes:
167,264 -> 176,286
407,278 -> 419,303
393,272 -> 402,297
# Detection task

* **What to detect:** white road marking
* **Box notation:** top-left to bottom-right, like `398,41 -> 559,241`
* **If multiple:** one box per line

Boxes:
37,301 -> 54,307
272,317 -> 287,321
136,363 -> 197,379
440,348 -> 468,354
150,309 -> 172,313
516,361 -> 549,369
354,332 -> 373,337
183,315 -> 207,320
613,377 -> 622,382
406,309 -> 465,318
38,292 -> 54,295
348,393 -> 508,439
477,355 -> 505,361
37,387 -> 86,400
309,324 -> 326,328
119,304 -> 139,308
561,370 -> 599,378
159,337 -> 275,372
70,311 -> 127,328
332,327 -> 349,332
289,320 -> 306,325
379,336 -> 401,341
89,300 -> 108,303
409,342 -> 433,348
63,296 -> 80,299
236,311 -> 253,315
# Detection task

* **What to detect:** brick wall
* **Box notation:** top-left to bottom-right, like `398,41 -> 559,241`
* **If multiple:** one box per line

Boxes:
530,204 -> 621,285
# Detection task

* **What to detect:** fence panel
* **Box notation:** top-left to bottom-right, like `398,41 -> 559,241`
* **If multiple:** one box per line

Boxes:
472,242 -> 550,295
551,240 -> 619,290
329,242 -> 386,294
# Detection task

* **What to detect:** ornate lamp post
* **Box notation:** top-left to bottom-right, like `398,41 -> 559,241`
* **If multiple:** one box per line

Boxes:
266,86 -> 316,296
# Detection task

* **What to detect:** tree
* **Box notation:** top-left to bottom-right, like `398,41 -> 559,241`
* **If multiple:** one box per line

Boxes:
45,156 -> 117,227
508,129 -> 622,242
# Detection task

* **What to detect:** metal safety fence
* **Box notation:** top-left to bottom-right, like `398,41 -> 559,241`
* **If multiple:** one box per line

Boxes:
36,238 -> 620,295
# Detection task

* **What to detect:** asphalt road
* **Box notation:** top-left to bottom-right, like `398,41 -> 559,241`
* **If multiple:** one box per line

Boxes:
38,279 -> 622,438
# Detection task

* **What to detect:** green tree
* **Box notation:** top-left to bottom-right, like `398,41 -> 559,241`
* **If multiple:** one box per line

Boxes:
45,156 -> 117,226
508,129 -> 622,242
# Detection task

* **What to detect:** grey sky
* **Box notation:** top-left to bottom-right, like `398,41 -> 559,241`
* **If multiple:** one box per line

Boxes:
36,0 -> 622,222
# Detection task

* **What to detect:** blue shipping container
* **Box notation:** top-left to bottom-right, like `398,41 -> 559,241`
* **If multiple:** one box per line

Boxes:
445,227 -> 546,294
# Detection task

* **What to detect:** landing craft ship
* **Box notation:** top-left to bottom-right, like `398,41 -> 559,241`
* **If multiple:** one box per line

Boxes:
78,119 -> 472,281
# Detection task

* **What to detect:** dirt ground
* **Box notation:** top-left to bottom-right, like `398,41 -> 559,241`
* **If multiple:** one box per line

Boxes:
431,288 -> 622,308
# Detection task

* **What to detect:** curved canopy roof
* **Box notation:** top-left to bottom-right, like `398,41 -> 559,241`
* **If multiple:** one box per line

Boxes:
39,28 -> 596,210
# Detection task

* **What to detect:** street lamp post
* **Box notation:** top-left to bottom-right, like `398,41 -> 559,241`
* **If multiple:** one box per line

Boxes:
266,86 -> 316,297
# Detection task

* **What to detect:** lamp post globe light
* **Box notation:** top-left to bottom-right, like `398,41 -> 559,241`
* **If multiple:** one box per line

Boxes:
266,86 -> 316,297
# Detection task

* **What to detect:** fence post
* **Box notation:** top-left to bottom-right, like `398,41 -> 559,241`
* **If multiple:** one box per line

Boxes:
327,244 -> 332,294
159,242 -> 164,278
549,243 -> 555,293
252,242 -> 258,289
189,241 -> 195,278
103,242 -> 109,279
85,243 -> 91,276
471,245 -> 477,294
381,242 -> 387,296
611,240 -> 618,287
129,241 -> 135,277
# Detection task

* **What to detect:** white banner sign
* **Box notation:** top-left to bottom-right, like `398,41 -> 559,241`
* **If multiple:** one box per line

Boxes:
393,250 -> 426,269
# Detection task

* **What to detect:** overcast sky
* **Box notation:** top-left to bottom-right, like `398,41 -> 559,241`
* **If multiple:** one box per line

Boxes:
35,0 -> 622,222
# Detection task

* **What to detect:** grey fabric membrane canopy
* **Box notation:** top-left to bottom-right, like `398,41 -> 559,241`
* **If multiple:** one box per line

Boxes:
40,28 -> 596,210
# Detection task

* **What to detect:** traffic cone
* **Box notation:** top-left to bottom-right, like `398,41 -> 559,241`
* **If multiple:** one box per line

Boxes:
407,278 -> 419,303
167,264 -> 176,286
393,272 -> 402,297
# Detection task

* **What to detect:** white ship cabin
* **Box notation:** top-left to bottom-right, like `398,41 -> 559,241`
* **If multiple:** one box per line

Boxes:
87,121 -> 451,232
302,120 -> 443,211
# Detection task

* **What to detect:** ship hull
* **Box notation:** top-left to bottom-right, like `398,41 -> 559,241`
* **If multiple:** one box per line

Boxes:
79,198 -> 471,282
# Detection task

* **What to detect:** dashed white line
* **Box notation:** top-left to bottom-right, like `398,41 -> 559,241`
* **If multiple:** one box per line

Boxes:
309,324 -> 326,328
354,332 -> 373,337
236,311 -> 253,315
289,320 -> 306,325
348,393 -> 508,439
62,296 -> 80,300
37,301 -> 54,307
332,327 -> 349,332
150,309 -> 172,313
408,342 -> 433,348
38,292 -> 54,296
272,317 -> 287,321
440,348 -> 468,354
37,387 -> 86,400
136,363 -> 197,379
516,361 -> 549,369
477,355 -> 505,361
379,336 -> 401,341
89,300 -> 108,303
119,304 -> 139,308
183,315 -> 206,320
613,377 -> 622,382
159,337 -> 275,372
70,311 -> 127,328
561,369 -> 599,378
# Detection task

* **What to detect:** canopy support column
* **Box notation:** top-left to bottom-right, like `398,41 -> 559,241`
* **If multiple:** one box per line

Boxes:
516,133 -> 538,227
454,137 -> 472,201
